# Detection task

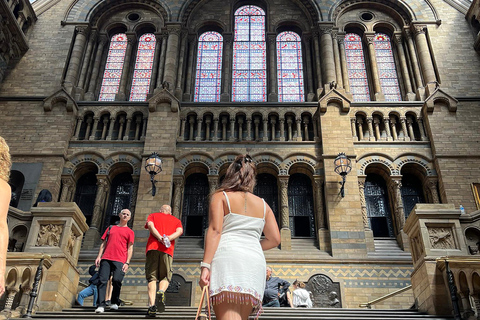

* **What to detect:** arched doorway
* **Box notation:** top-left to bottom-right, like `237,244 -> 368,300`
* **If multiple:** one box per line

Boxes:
401,174 -> 425,218
74,172 -> 97,226
288,173 -> 314,237
103,172 -> 134,231
182,173 -> 209,236
365,173 -> 394,237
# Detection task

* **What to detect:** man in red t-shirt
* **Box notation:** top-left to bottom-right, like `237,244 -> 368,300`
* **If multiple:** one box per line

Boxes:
145,205 -> 183,317
94,209 -> 135,314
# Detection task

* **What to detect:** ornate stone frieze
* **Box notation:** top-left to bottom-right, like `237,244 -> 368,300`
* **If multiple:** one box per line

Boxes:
428,227 -> 455,249
36,224 -> 63,247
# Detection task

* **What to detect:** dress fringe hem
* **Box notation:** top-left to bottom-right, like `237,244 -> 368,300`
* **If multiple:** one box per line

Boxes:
210,291 -> 263,319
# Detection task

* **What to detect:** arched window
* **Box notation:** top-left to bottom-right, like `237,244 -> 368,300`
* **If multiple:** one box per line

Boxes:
232,5 -> 266,102
74,172 -> 98,226
129,33 -> 156,101
104,172 -> 134,231
401,175 -> 425,218
194,31 -> 223,102
345,33 -> 370,102
99,33 -> 127,101
365,174 -> 394,237
288,173 -> 315,237
276,31 -> 304,102
182,173 -> 209,236
254,173 -> 279,223
373,33 -> 401,101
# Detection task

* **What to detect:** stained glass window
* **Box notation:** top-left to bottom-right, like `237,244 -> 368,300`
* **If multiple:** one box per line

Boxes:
277,31 -> 304,102
345,33 -> 370,102
374,33 -> 401,101
232,5 -> 266,102
99,33 -> 127,101
129,33 -> 156,101
194,32 -> 223,102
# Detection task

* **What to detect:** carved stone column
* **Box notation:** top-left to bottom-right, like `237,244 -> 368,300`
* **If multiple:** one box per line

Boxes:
183,34 -> 196,100
296,119 -> 302,141
373,118 -> 381,141
155,31 -> 168,90
359,177 -> 374,252
73,116 -> 82,140
221,33 -> 232,102
84,116 -> 93,140
303,34 -> 315,101
175,30 -> 188,99
246,118 -> 252,141
237,117 -> 243,141
77,30 -> 97,93
263,119 -> 269,142
406,117 -> 415,141
384,117 -> 392,141
393,32 -> 414,99
314,177 -> 328,252
172,177 -> 185,219
89,117 -> 99,140
312,30 -> 323,95
213,118 -> 219,141
83,176 -> 109,249
205,116 -> 212,141
129,175 -> 140,227
351,118 -> 357,140
390,178 -> 405,231
332,31 -> 343,89
116,33 -> 136,101
208,175 -> 219,196
364,33 -> 384,101
163,24 -> 182,92
302,116 -> 309,141
338,32 -> 350,93
189,115 -> 195,141
267,33 -> 278,101
229,118 -> 236,141
270,117 -> 276,141
320,26 -> 336,92
85,34 -> 108,101
64,26 -> 88,94
178,117 -> 186,141
60,176 -> 75,202
390,117 -> 398,141
413,25 -> 437,86
196,118 -> 203,141
404,27 -> 423,90
418,117 -> 428,141
400,117 -> 410,141
279,118 -> 285,141
356,119 -> 364,141
367,118 -> 374,141
279,176 -> 291,250
424,177 -> 440,204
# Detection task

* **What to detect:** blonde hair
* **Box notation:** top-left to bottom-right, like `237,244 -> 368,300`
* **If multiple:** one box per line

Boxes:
215,155 -> 256,194
0,136 -> 11,183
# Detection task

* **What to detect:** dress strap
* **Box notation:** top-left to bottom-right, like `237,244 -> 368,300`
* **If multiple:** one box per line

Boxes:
222,191 -> 232,214
262,198 -> 266,220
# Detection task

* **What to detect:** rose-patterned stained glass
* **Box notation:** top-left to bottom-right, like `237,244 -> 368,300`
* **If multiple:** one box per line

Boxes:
276,31 -> 304,102
99,34 -> 127,101
129,33 -> 156,101
345,33 -> 370,102
232,5 -> 266,102
374,33 -> 401,101
194,32 -> 223,102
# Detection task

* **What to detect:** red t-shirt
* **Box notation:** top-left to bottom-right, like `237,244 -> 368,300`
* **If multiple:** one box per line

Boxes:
101,225 -> 135,263
145,212 -> 183,257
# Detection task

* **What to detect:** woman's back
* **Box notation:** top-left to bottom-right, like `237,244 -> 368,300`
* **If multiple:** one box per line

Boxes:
221,191 -> 265,219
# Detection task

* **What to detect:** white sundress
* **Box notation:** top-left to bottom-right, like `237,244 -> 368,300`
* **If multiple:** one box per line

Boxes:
209,191 -> 266,318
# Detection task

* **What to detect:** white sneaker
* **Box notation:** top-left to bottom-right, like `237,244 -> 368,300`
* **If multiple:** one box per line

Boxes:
110,304 -> 119,310
95,306 -> 104,313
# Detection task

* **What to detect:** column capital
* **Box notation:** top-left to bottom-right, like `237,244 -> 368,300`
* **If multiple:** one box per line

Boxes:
412,24 -> 427,36
393,32 -> 403,45
75,26 -> 89,35
363,32 -> 375,45
319,26 -> 333,35
98,34 -> 109,45
166,24 -> 182,36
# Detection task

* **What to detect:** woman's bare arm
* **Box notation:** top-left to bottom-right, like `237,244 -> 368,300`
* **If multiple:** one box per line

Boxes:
261,203 -> 281,251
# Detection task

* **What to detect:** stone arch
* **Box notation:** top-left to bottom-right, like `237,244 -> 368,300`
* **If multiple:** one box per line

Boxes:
251,152 -> 282,174
283,153 -> 317,176
175,153 -> 215,175
63,152 -> 104,175
357,154 -> 395,176
393,155 -> 435,176
104,152 -> 142,175
211,153 -> 243,175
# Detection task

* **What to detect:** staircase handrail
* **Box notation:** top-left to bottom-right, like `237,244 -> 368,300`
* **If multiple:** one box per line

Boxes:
359,284 -> 412,309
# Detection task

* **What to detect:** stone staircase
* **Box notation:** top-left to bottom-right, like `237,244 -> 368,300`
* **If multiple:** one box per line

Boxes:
18,306 -> 455,320
368,238 -> 412,260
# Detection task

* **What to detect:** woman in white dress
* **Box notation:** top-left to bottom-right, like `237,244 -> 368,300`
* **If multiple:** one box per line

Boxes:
199,154 -> 281,320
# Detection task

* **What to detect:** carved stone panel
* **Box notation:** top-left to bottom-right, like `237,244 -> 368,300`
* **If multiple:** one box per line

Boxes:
306,274 -> 341,308
35,224 -> 63,247
428,226 -> 455,249
165,274 -> 192,306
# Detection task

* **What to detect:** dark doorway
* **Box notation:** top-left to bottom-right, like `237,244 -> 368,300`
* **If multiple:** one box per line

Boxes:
365,174 -> 394,237
182,173 -> 209,236
103,173 -> 134,231
254,173 -> 279,223
401,175 -> 425,218
74,172 -> 97,226
288,173 -> 315,237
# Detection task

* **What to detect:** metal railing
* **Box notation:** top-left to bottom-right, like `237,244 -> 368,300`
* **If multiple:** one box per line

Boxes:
359,285 -> 412,309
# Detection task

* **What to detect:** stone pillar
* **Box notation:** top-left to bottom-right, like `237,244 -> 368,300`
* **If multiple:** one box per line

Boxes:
406,117 -> 415,141
262,119 -> 269,142
129,176 -> 139,227
123,117 -> 132,141
73,116 -> 82,140
413,25 -> 437,87
268,33 -> 278,101
364,32 -> 384,101
404,27 -> 423,90
77,30 -> 97,97
205,116 -> 212,141
155,32 -> 168,90
302,116 -> 309,141
134,116 -> 142,140
213,118 -> 219,142
390,117 -> 398,141
60,176 -> 75,203
141,118 -> 147,140
221,33 -> 232,102
367,118 -> 374,141
404,204 -> 468,316
229,118 -> 236,141
188,115 -> 195,141
116,33 -> 136,101
400,117 -> 410,141
178,117 -> 185,141
183,34 -> 196,101
208,175 -> 219,196
384,117 -> 392,141
222,116 -> 228,141
270,117 -> 276,141
172,177 -> 184,219
83,176 -> 109,249
163,24 -> 181,92
175,30 -> 188,99
418,117 -> 428,141
314,177 -> 329,252
338,32 -> 350,94
196,118 -> 203,141
350,118 -> 357,140
393,32 -> 415,100
359,177 -> 375,252
373,118 -> 381,141
254,117 -> 260,141
296,119 -> 302,141
84,116 -> 93,140
246,118 -> 252,141
279,119 -> 285,141
357,119 -> 364,141
320,26 -> 336,93
312,30 -> 323,96
303,34 -> 315,101
85,35 -> 108,101
390,178 -> 408,249
24,203 -> 89,311
64,26 -> 88,94
424,177 -> 440,204
89,117 -> 99,140
237,117 -> 243,141
332,31 -> 343,89
279,176 -> 291,250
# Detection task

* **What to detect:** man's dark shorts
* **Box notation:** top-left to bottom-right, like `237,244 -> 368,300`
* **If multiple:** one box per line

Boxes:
145,250 -> 173,282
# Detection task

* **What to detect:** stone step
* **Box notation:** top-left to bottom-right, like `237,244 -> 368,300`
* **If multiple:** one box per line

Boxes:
18,306 -> 454,320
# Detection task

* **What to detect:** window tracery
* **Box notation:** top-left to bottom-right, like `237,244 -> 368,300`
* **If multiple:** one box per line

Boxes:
129,33 -> 156,102
345,33 -> 370,102
99,34 -> 127,101
276,31 -> 304,102
373,33 -> 401,101
194,31 -> 223,102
